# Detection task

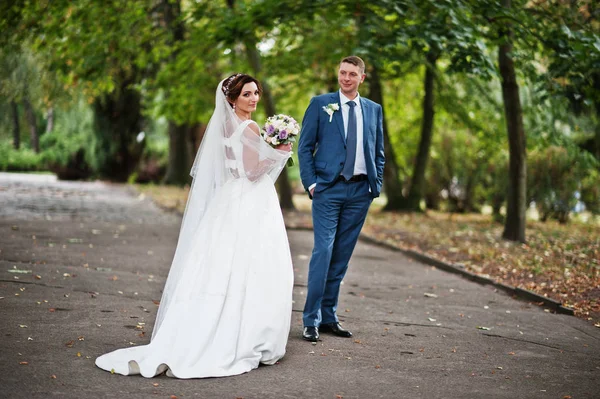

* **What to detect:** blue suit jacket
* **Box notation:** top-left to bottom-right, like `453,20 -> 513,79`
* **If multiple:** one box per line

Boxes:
298,92 -> 385,197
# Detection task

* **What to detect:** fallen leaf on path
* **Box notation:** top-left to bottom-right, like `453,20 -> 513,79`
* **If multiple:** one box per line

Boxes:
19,361 -> 28,365
51,375 -> 57,379
152,383 -> 159,387
476,326 -> 491,330
424,293 -> 438,298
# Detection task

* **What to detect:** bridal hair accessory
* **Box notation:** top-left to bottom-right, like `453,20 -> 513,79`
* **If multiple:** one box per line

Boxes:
262,114 -> 300,166
323,103 -> 340,122
222,73 -> 243,97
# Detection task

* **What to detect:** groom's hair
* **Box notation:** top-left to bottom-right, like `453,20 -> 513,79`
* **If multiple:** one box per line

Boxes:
341,56 -> 365,74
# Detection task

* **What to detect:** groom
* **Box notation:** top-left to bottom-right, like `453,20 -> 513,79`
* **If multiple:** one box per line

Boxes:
298,56 -> 385,342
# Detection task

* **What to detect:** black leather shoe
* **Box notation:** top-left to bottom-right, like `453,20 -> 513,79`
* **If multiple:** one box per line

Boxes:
302,326 -> 319,342
319,322 -> 353,338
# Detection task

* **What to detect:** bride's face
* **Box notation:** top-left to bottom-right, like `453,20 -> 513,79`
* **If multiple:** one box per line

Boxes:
234,82 -> 260,114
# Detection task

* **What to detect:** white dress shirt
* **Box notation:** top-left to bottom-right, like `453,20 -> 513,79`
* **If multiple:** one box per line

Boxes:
339,90 -> 367,176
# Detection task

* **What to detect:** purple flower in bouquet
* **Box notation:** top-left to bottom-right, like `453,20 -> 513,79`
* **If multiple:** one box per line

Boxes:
261,114 -> 301,167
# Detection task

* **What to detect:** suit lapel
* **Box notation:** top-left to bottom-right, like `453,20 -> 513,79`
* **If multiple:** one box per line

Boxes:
332,92 -> 346,143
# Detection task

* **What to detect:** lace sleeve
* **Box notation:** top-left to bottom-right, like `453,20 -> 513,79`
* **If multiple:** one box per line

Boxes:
240,121 -> 290,182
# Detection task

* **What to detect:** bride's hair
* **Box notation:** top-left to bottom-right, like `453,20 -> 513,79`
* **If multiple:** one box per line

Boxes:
222,73 -> 263,107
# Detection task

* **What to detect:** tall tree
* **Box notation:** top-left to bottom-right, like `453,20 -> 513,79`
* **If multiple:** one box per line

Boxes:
22,95 -> 39,153
14,0 -> 157,180
159,0 -> 194,186
357,0 -> 494,211
497,0 -> 527,242
10,101 -> 20,150
225,0 -> 296,209
368,63 -> 404,209
403,49 -> 439,211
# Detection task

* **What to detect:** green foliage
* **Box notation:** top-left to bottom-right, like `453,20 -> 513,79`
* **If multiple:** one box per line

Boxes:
528,145 -> 597,223
0,142 -> 43,172
580,169 -> 600,214
0,0 -> 598,218
39,99 -> 94,171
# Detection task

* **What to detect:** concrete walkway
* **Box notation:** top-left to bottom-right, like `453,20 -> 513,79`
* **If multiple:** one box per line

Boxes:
0,172 -> 598,399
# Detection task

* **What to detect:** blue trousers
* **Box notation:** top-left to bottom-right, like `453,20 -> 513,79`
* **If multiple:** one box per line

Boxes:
302,179 -> 372,327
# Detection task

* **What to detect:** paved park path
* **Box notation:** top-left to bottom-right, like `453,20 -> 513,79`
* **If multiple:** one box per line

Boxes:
1,172 -> 598,399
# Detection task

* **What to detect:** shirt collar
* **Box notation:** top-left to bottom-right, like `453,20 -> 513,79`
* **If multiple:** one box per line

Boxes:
339,90 -> 361,108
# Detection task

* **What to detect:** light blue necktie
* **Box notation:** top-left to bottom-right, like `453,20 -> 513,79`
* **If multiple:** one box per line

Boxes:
341,100 -> 357,180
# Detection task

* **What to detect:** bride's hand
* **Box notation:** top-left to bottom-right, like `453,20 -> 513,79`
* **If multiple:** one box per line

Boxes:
276,143 -> 293,152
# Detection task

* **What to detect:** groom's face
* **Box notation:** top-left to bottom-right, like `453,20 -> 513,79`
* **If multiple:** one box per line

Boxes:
338,62 -> 365,97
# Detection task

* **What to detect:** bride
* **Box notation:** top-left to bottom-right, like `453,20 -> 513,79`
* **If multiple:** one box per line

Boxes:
95,74 -> 294,378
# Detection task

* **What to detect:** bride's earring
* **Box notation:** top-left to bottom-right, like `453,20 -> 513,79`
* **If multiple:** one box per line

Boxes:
233,103 -> 236,110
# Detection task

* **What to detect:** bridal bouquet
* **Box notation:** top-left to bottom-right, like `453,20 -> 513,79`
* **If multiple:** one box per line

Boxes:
262,114 -> 300,166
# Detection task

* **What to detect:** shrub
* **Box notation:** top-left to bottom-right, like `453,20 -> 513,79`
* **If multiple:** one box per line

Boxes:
0,142 -> 44,172
528,145 -> 596,223
39,101 -> 94,180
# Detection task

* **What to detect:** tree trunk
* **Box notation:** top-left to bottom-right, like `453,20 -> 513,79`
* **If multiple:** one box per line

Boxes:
245,40 -> 295,210
159,0 -> 195,185
23,97 -> 39,153
45,108 -> 54,134
368,64 -> 404,210
499,0 -> 527,243
593,72 -> 600,160
163,122 -> 193,186
403,50 -> 439,211
92,82 -> 144,182
11,100 -> 20,150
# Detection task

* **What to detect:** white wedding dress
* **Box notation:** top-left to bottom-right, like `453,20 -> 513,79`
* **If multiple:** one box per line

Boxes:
95,82 -> 293,379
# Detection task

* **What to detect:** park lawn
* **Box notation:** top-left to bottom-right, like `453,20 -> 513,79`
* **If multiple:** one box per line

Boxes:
135,184 -> 600,326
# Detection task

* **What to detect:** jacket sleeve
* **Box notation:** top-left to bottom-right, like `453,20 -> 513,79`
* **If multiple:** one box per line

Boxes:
374,104 -> 385,196
298,97 -> 319,192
